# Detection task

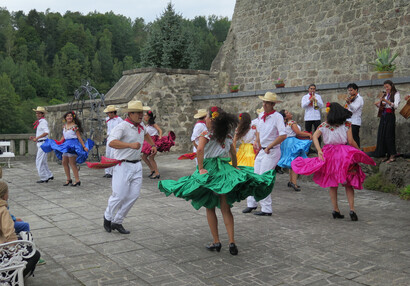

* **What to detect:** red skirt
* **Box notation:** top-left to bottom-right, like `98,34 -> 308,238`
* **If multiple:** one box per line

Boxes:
142,131 -> 176,155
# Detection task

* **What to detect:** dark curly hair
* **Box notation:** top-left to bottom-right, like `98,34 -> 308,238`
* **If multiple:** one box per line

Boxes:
279,109 -> 288,123
326,102 -> 352,126
236,112 -> 251,141
146,110 -> 156,125
209,106 -> 238,144
384,80 -> 397,105
63,111 -> 84,133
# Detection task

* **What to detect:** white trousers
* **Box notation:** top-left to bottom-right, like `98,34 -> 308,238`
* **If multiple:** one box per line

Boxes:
247,148 -> 281,213
36,142 -> 53,181
104,162 -> 142,224
105,142 -> 114,175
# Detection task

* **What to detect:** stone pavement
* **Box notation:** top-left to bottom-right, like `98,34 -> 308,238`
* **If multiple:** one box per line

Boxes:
2,154 -> 410,286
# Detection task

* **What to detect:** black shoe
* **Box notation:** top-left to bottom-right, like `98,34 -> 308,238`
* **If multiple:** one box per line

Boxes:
349,211 -> 358,221
71,181 -> 81,187
48,176 -> 54,181
36,180 -> 48,183
242,207 -> 257,213
229,243 -> 238,255
253,211 -> 272,216
288,182 -> 301,192
150,174 -> 160,179
106,174 -> 112,178
332,211 -> 344,219
103,216 -> 111,233
206,242 -> 221,252
111,223 -> 130,234
275,166 -> 284,174
63,179 -> 72,186
103,174 -> 108,178
148,171 -> 155,177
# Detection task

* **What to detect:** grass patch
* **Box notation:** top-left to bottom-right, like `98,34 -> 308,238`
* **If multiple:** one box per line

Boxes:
364,173 -> 397,194
399,185 -> 410,200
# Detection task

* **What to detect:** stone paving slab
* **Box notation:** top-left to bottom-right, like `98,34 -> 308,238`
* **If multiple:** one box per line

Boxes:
1,154 -> 410,286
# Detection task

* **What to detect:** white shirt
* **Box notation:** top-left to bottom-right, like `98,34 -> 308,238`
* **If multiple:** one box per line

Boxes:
346,93 -> 364,126
63,125 -> 78,140
284,120 -> 301,137
106,116 -> 123,136
301,93 -> 324,121
376,92 -> 401,110
108,121 -> 147,161
146,125 -> 159,136
201,131 -> 232,158
319,122 -> 350,145
36,118 -> 49,139
257,111 -> 286,149
191,122 -> 208,152
238,125 -> 257,144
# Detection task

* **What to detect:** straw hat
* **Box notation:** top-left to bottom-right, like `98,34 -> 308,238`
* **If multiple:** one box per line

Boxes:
194,109 -> 208,119
256,107 -> 264,114
103,105 -> 119,113
32,106 -> 47,114
258,92 -> 282,103
123,101 -> 151,112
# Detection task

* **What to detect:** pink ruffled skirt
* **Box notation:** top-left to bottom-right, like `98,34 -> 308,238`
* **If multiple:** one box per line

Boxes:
141,131 -> 176,155
291,144 -> 375,190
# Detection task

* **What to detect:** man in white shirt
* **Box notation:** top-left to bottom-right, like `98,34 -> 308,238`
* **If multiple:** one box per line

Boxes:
345,83 -> 364,148
243,92 -> 287,216
103,105 -> 123,178
103,101 -> 156,234
191,109 -> 208,165
301,84 -> 324,139
30,107 -> 53,183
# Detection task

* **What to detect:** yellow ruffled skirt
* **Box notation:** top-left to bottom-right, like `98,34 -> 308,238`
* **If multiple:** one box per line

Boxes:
236,143 -> 256,167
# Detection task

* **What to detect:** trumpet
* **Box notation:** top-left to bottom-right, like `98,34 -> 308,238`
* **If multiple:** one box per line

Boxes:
311,93 -> 319,110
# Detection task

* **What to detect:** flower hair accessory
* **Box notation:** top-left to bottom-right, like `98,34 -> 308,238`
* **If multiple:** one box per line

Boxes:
210,106 -> 219,120
326,102 -> 331,113
148,110 -> 152,115
239,113 -> 242,120
71,111 -> 76,118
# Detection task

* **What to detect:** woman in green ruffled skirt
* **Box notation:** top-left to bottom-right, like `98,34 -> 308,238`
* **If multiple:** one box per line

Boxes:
158,107 -> 276,255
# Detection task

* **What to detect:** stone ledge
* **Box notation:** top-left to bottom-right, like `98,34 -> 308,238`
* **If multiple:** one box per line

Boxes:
192,76 -> 410,101
122,67 -> 218,76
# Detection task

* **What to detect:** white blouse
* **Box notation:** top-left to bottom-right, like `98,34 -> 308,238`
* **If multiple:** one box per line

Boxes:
319,122 -> 351,145
63,125 -> 79,140
237,124 -> 257,144
146,125 -> 158,136
284,120 -> 301,137
200,131 -> 232,158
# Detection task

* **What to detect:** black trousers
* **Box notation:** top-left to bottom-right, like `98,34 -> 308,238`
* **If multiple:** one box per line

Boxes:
352,124 -> 360,148
23,250 -> 41,277
305,120 -> 321,144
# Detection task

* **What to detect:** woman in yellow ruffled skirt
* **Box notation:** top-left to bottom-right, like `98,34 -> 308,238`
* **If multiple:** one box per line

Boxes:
233,113 -> 257,167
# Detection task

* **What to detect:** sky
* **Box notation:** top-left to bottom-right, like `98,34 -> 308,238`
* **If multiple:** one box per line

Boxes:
1,0 -> 236,23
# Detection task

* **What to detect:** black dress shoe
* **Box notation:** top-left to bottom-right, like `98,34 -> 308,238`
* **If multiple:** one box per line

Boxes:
148,171 -> 155,177
288,182 -> 301,192
150,174 -> 160,179
254,211 -> 272,216
63,179 -> 72,186
36,180 -> 48,183
206,242 -> 221,252
275,166 -> 284,174
48,176 -> 54,181
111,223 -> 130,234
349,211 -> 358,221
71,181 -> 81,187
242,207 -> 257,213
106,174 -> 112,178
229,243 -> 238,255
103,216 -> 111,233
103,174 -> 108,178
332,211 -> 344,219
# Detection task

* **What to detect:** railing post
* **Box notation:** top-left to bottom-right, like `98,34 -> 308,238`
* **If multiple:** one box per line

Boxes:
19,139 -> 26,156
9,140 -> 15,153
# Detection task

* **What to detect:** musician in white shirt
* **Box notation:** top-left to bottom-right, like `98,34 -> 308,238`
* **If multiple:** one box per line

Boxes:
345,83 -> 364,147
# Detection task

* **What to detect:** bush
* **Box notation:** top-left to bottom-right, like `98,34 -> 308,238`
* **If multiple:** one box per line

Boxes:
399,185 -> 410,200
364,173 -> 397,194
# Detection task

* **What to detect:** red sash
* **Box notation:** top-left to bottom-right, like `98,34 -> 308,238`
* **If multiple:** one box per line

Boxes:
33,118 -> 45,129
261,110 -> 276,122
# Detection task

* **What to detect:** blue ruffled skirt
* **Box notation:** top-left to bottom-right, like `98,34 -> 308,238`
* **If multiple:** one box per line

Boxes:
41,138 -> 94,164
278,137 -> 311,169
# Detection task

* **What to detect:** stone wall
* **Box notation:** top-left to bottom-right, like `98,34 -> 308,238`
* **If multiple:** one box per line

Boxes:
212,0 -> 410,91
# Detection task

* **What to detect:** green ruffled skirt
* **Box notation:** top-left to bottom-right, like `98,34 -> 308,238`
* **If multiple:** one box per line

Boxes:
158,157 -> 276,210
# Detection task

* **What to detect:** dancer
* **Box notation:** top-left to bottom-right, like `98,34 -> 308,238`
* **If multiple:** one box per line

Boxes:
141,110 -> 175,179
41,111 -> 94,186
291,103 -> 376,221
103,101 -> 156,234
243,92 -> 286,216
103,105 -> 123,178
372,80 -> 401,163
158,106 -> 275,255
191,109 -> 208,164
278,110 -> 312,192
233,112 -> 257,167
30,106 -> 53,183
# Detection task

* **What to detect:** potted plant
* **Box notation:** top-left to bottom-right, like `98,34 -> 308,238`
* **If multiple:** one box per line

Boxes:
228,83 -> 239,93
274,78 -> 285,88
368,47 -> 399,79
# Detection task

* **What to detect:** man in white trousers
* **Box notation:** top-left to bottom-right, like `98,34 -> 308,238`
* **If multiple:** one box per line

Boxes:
30,107 -> 53,183
103,105 -> 123,178
103,100 -> 156,234
243,92 -> 286,216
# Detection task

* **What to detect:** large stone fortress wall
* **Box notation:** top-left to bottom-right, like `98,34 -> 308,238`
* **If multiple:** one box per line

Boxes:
212,0 -> 410,90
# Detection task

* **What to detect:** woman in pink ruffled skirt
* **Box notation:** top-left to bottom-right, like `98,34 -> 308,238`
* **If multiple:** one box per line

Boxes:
291,102 -> 375,221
